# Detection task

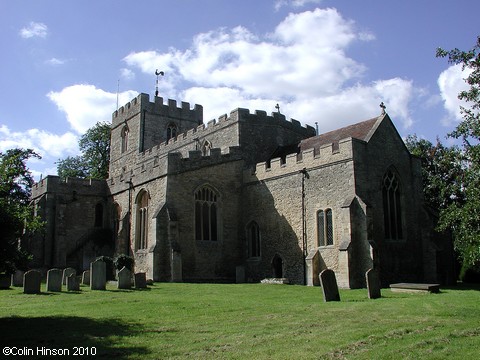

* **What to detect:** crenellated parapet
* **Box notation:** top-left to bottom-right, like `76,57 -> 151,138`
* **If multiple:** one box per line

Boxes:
232,108 -> 315,137
32,176 -> 109,199
243,137 -> 354,183
108,146 -> 243,190
112,93 -> 203,128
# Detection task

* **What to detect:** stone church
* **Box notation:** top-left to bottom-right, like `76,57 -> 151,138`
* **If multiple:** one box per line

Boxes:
29,93 -> 454,287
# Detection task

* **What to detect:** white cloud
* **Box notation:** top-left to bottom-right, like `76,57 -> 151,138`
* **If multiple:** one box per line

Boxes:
0,124 -> 81,177
274,0 -> 322,11
120,68 -> 135,81
19,22 -> 48,39
45,57 -> 66,66
438,64 -> 471,123
122,8 -> 415,131
47,84 -> 138,133
0,125 -> 78,157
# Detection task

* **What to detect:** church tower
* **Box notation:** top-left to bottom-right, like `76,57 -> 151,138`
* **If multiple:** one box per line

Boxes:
109,94 -> 203,179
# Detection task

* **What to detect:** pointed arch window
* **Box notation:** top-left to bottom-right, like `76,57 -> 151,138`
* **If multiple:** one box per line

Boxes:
317,208 -> 333,246
195,186 -> 218,241
166,123 -> 177,142
201,140 -> 212,156
121,125 -> 129,153
136,190 -> 149,250
247,221 -> 261,258
382,170 -> 403,240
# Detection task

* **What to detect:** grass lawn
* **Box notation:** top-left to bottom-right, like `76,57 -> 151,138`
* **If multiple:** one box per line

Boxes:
1,282 -> 479,359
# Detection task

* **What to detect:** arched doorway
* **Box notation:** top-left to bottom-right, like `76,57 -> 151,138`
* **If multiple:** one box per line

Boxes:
272,254 -> 283,278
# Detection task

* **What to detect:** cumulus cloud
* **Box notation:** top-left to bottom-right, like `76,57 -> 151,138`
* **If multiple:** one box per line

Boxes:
438,64 -> 471,124
0,125 -> 80,177
122,8 -> 415,130
47,84 -> 138,133
19,22 -> 48,39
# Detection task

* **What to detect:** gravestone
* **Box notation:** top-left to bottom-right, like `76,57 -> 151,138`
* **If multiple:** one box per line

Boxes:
46,268 -> 63,292
11,270 -> 25,287
82,270 -> 90,285
117,267 -> 132,289
134,272 -> 147,289
366,268 -> 381,299
319,269 -> 340,302
0,274 -> 10,289
66,274 -> 80,291
90,259 -> 106,290
23,270 -> 41,294
62,267 -> 76,285
236,265 -> 245,284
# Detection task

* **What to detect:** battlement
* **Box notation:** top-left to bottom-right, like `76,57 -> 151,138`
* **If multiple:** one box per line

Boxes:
232,108 -> 315,136
243,137 -> 354,183
108,146 -> 243,190
112,93 -> 203,127
32,176 -> 108,199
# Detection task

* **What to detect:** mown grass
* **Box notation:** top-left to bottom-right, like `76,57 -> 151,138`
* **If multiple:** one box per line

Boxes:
0,282 -> 479,359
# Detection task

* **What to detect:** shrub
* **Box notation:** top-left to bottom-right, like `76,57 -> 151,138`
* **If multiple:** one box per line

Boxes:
114,255 -> 134,271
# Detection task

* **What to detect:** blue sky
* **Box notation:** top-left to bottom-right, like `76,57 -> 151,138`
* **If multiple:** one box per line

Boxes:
0,0 -> 478,179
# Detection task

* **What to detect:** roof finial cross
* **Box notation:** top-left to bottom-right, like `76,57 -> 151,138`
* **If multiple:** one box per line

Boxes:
380,102 -> 386,115
275,103 -> 280,114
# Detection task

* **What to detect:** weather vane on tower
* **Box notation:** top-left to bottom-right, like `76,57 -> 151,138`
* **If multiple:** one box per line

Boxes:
155,69 -> 164,97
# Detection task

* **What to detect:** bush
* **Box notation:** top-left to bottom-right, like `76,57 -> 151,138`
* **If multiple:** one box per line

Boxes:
114,255 -> 134,272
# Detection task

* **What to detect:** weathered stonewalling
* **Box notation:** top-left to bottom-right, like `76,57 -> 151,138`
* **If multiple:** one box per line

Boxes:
29,93 -> 455,288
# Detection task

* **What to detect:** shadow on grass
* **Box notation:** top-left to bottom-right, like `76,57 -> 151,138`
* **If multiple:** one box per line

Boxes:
0,316 -> 149,359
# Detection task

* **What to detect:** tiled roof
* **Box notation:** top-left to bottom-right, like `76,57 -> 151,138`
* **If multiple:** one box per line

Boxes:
299,116 -> 381,152
267,115 -> 383,161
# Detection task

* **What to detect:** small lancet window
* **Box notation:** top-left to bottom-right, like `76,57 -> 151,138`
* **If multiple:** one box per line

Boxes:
247,221 -> 261,258
121,125 -> 129,153
94,203 -> 104,228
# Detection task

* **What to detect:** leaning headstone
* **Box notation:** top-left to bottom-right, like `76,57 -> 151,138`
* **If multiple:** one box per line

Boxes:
134,272 -> 147,289
62,267 -> 76,285
366,268 -> 381,299
81,270 -> 90,285
319,269 -> 340,302
23,270 -> 41,294
117,267 -> 132,289
66,274 -> 80,291
90,259 -> 106,290
46,268 -> 63,292
11,270 -> 25,287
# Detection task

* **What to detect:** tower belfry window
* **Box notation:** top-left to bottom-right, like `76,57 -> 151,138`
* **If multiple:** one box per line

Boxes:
166,123 -> 177,141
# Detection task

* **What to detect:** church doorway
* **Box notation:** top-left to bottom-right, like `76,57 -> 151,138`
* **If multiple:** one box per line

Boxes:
272,254 -> 283,278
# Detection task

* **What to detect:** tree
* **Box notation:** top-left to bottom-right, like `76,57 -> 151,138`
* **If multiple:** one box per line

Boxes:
0,148 -> 43,274
436,36 -> 480,270
405,135 -> 464,210
57,122 -> 111,180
